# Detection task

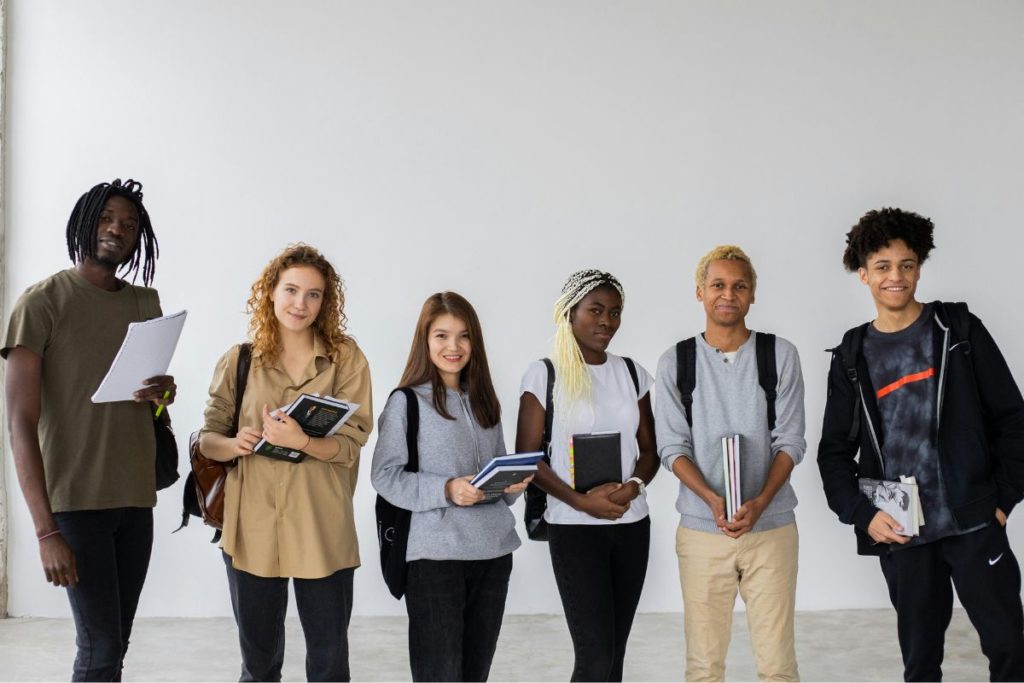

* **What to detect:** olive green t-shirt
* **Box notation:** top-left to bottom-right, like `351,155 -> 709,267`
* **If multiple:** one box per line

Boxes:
2,268 -> 162,512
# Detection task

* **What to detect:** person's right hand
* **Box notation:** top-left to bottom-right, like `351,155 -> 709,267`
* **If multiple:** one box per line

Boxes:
39,534 -> 78,587
232,427 -> 262,456
577,483 -> 629,520
446,475 -> 485,506
867,510 -> 911,544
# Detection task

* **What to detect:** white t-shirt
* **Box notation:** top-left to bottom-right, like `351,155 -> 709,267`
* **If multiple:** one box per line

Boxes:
519,353 -> 654,525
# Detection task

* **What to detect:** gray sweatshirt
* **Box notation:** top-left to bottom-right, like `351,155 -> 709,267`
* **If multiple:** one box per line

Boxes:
370,383 -> 522,562
655,332 -> 806,533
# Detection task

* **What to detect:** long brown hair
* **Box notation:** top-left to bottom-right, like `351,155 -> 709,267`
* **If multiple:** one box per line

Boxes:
399,292 -> 501,428
247,244 -> 349,366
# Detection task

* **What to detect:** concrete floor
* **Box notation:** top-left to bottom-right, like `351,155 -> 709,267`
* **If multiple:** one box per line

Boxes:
0,609 -> 988,681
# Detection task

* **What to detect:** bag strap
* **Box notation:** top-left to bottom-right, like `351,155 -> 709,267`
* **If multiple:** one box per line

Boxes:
755,333 -> 778,431
938,301 -> 971,345
394,387 -> 419,472
541,359 -> 555,451
230,343 -> 253,438
836,324 -> 867,442
675,338 -> 697,427
622,356 -> 640,396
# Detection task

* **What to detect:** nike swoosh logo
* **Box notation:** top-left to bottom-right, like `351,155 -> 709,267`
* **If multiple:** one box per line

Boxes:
989,554 -> 1004,566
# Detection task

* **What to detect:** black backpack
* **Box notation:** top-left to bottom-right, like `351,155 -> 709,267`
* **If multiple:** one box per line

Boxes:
375,387 -> 419,599
674,333 -> 779,429
524,357 -> 640,541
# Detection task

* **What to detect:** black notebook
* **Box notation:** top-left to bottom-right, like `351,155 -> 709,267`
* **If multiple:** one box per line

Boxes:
571,431 -> 622,492
254,393 -> 359,463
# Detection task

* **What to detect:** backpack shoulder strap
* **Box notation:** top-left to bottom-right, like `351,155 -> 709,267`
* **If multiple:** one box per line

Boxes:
541,358 -> 555,449
230,343 -> 253,437
393,387 -> 419,472
938,301 -> 971,344
755,333 -> 778,430
675,338 -> 697,427
835,325 -> 867,442
622,356 -> 640,396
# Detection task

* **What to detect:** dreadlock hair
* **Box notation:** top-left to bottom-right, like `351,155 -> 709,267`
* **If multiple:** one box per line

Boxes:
694,244 -> 757,292
65,178 -> 159,285
399,292 -> 501,428
247,244 -> 350,368
843,208 -> 935,272
552,269 -> 626,408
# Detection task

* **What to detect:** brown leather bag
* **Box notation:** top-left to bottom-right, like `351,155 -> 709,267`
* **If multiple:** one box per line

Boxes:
179,343 -> 252,539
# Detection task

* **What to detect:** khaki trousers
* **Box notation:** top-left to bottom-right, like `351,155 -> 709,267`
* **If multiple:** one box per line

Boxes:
676,523 -> 799,682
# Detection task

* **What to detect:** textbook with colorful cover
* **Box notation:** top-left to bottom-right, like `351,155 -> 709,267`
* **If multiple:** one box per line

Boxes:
470,451 -> 544,502
858,476 -> 924,536
570,431 -> 621,492
254,393 -> 360,463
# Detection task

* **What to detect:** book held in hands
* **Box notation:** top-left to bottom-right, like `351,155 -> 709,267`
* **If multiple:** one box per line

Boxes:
470,451 -> 544,502
722,435 -> 742,522
254,393 -> 360,463
858,476 -> 924,536
570,431 -> 621,492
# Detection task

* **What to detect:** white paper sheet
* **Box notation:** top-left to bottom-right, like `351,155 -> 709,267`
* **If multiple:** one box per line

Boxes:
91,310 -> 188,403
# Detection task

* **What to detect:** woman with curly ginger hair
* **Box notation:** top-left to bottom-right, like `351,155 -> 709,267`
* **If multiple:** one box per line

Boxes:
199,244 -> 373,682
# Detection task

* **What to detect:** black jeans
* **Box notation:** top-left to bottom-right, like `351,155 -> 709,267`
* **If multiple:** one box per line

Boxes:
223,553 -> 355,682
548,517 -> 650,682
404,554 -> 513,682
880,522 -> 1024,681
52,507 -> 153,682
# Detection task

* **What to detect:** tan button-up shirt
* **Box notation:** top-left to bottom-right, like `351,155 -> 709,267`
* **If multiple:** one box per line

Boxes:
203,336 -> 372,578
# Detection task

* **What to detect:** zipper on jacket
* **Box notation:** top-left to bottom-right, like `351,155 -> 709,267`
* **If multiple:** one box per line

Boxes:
934,314 -> 951,438
858,383 -> 886,473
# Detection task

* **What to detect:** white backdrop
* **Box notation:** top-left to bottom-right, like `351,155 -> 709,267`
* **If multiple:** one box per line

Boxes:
4,0 -> 1023,618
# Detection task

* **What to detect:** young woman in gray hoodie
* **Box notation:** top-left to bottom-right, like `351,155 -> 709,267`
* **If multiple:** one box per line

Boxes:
371,291 -> 532,682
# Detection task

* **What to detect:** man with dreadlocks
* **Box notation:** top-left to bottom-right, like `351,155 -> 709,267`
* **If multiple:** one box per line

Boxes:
516,269 -> 659,682
655,245 -> 806,682
3,179 -> 176,681
818,208 -> 1024,681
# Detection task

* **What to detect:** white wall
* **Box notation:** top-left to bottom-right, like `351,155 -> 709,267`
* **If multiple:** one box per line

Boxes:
4,0 -> 1023,618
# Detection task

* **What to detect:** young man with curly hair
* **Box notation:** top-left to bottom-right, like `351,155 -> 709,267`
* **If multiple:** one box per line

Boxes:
656,245 -> 806,681
818,208 -> 1024,681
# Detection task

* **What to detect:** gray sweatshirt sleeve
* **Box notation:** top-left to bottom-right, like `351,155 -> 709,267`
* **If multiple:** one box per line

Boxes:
655,347 -> 694,472
770,339 -> 807,465
370,391 -> 451,512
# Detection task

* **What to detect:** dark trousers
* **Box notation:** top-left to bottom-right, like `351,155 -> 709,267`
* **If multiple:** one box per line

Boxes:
223,553 -> 355,682
404,554 -> 513,682
52,507 -> 153,682
548,517 -> 650,682
880,522 -> 1024,681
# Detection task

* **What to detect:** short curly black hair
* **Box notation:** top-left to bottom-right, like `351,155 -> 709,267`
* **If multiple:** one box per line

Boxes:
842,207 -> 935,272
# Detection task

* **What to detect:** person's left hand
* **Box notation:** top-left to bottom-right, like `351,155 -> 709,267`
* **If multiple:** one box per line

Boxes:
504,475 -> 534,495
723,496 -> 768,538
996,508 -> 1008,527
608,480 -> 641,506
261,404 -> 308,449
135,375 -> 176,406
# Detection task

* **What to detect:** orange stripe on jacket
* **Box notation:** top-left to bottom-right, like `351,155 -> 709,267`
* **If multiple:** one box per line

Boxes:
876,368 -> 935,399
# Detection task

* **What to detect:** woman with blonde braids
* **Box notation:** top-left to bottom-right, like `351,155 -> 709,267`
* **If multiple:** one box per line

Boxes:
199,244 -> 372,682
515,269 -> 659,682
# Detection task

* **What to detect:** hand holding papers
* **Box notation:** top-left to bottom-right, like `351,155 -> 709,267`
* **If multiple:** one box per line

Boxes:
859,476 -> 924,537
91,310 -> 187,403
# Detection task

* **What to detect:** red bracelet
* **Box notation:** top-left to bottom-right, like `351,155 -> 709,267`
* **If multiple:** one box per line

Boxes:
37,530 -> 61,542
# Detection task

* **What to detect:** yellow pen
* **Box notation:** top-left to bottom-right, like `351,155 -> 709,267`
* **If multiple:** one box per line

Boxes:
154,390 -> 171,418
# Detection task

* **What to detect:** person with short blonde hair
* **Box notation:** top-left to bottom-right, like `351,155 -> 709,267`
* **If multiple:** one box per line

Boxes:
657,245 -> 805,682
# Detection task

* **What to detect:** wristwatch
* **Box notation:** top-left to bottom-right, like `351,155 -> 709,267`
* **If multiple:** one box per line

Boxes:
627,476 -> 646,496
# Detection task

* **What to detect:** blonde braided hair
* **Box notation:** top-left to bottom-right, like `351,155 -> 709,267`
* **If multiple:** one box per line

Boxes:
552,269 -> 625,408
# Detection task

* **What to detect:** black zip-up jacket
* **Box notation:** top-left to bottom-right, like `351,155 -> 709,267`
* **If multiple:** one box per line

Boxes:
818,301 -> 1024,555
